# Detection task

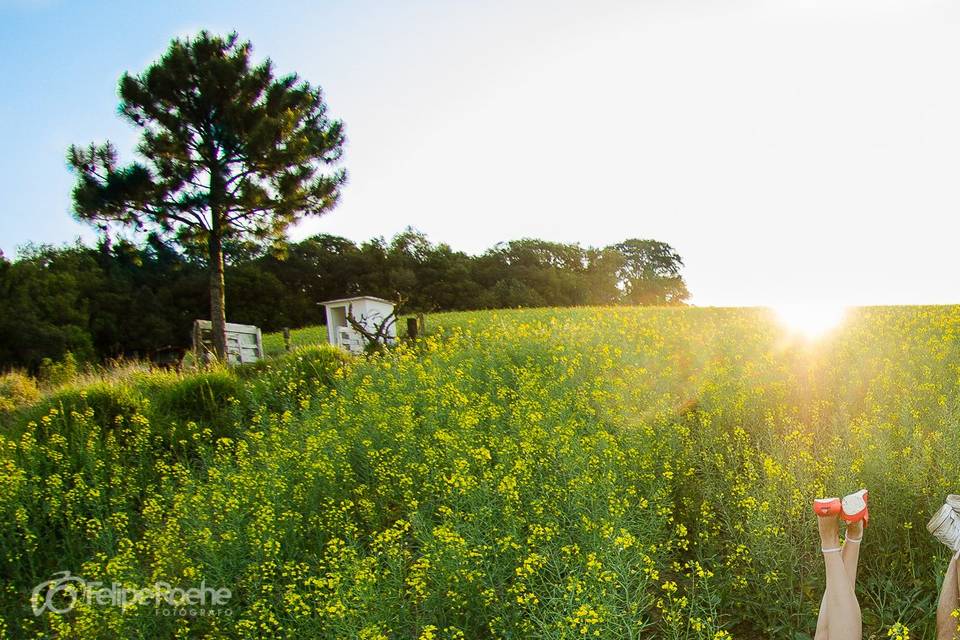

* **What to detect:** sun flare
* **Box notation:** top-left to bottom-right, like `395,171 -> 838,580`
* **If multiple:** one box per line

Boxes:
770,303 -> 848,339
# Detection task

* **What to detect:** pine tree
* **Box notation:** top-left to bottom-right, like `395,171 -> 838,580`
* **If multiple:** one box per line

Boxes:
68,31 -> 346,360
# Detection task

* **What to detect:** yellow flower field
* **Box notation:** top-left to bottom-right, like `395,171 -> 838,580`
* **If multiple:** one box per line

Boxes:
2,305 -> 959,638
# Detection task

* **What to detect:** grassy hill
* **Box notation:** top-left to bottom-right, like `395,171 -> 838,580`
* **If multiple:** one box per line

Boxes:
262,325 -> 329,356
2,306 -> 960,638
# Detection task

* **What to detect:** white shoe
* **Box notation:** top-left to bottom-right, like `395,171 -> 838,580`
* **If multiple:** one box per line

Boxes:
928,503 -> 960,552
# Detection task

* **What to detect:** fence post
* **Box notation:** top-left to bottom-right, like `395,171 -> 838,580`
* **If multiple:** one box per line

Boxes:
283,327 -> 291,352
406,317 -> 419,340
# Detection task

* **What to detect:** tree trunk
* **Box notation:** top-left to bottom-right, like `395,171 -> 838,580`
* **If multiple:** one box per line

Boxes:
207,144 -> 228,363
209,232 -> 228,362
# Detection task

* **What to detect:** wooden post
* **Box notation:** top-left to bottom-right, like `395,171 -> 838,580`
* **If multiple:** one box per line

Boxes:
406,317 -> 419,340
417,313 -> 425,336
283,327 -> 291,352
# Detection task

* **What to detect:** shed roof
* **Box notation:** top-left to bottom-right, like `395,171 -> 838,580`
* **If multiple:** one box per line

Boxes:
320,295 -> 395,306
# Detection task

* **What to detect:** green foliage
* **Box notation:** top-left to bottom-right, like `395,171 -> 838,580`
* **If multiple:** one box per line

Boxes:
0,238 -> 205,371
0,231 -> 691,371
473,236 -> 688,308
68,30 -> 347,247
242,344 -> 349,415
37,351 -> 79,387
29,381 -> 146,440
20,368 -> 248,448
0,244 -> 98,369
4,306 -> 957,636
281,344 -> 351,387
612,239 -> 690,305
142,369 -> 245,441
0,371 -> 40,415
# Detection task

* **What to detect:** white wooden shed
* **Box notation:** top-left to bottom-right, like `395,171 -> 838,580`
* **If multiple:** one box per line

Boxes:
321,296 -> 396,353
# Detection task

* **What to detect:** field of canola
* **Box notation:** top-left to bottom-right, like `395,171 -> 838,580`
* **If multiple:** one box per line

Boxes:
3,305 -> 960,638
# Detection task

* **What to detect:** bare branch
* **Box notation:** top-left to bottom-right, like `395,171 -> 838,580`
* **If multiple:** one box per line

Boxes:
345,296 -> 406,353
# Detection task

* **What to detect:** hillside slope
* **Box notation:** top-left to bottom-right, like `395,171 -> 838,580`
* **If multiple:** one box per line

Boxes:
3,306 -> 960,638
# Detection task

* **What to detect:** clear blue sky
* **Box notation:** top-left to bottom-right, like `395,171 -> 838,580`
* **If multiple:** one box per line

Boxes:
3,0 -> 960,307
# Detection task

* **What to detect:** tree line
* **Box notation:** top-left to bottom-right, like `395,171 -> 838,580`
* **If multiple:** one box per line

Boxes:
0,229 -> 688,370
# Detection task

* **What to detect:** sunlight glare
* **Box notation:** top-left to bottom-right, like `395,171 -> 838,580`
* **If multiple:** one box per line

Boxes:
771,303 -> 848,339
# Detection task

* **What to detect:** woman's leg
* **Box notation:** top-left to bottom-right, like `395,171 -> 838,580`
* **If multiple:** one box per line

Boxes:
815,521 -> 864,639
936,552 -> 960,640
817,513 -> 862,640
815,592 -> 829,639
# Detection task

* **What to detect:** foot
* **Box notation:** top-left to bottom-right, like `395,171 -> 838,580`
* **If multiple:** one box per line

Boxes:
817,509 -> 842,551
813,497 -> 841,517
845,518 -> 864,542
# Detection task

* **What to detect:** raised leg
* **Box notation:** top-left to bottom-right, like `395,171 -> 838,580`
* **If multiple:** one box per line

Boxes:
815,521 -> 863,640
816,514 -> 861,640
936,553 -> 960,640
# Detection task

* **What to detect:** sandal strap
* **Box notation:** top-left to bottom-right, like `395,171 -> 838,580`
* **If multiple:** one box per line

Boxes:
822,547 -> 842,553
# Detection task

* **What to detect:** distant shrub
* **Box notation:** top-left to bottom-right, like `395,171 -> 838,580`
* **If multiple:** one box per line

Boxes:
143,369 -> 245,440
233,358 -> 272,380
284,345 -> 351,387
38,351 -> 79,387
243,345 -> 350,415
28,382 -> 145,441
0,371 -> 41,414
75,383 -> 144,424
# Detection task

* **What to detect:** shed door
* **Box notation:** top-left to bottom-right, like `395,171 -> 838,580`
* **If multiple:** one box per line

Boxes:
330,306 -> 348,346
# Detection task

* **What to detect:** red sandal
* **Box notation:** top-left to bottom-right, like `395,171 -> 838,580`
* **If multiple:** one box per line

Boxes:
813,497 -> 841,517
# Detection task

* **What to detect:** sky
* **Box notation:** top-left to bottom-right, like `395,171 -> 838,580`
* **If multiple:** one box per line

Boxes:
2,0 -> 960,307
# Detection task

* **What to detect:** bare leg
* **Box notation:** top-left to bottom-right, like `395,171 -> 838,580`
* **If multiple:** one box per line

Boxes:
815,521 -> 864,640
936,553 -> 960,640
817,513 -> 861,640
815,592 -> 829,640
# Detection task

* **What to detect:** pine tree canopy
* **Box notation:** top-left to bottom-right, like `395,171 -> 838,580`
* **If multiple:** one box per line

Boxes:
69,30 -> 346,250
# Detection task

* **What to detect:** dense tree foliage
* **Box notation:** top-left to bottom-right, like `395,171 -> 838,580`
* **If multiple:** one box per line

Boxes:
68,31 -> 346,360
0,230 -> 689,369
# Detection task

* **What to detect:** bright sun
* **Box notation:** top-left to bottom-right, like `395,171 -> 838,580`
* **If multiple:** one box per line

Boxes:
770,303 -> 849,339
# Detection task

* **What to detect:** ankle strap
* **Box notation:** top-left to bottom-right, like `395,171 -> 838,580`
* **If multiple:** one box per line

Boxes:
822,546 -> 842,553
